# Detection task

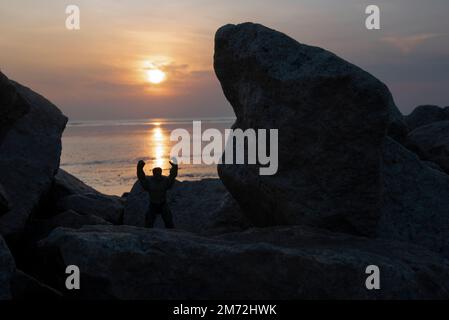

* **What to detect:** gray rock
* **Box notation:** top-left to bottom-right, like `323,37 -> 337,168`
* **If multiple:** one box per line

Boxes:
47,168 -> 123,224
405,105 -> 449,131
25,209 -> 112,243
0,73 -> 29,139
0,235 -> 15,300
422,160 -> 445,173
36,225 -> 449,299
52,169 -> 99,199
406,121 -> 449,174
205,193 -> 251,234
0,73 -> 67,237
50,209 -> 111,229
214,23 -> 401,236
379,138 -> 449,256
11,269 -> 62,300
123,181 -> 148,227
56,194 -> 123,225
123,179 -> 248,234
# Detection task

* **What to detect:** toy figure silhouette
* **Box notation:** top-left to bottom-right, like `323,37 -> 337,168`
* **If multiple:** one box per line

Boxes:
137,159 -> 178,228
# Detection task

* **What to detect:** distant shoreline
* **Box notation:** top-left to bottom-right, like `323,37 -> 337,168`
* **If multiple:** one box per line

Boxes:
66,117 -> 236,127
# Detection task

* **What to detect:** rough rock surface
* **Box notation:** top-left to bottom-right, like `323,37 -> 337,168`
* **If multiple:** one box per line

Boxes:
49,169 -> 124,224
52,169 -> 100,199
0,235 -> 16,299
36,225 -> 449,299
405,121 -> 449,174
11,270 -> 62,300
56,194 -> 123,225
0,74 -> 67,236
0,183 -> 8,217
124,179 -> 248,234
214,22 -> 403,236
0,73 -> 29,139
379,138 -> 449,256
122,181 -> 148,227
405,105 -> 449,131
27,210 -> 111,242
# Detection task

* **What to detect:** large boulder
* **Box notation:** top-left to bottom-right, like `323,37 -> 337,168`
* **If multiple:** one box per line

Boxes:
0,73 -> 67,237
405,121 -> 449,174
0,235 -> 16,300
52,169 -> 99,199
214,23 -> 403,236
56,194 -> 123,225
42,169 -> 125,224
122,181 -> 148,227
35,225 -> 449,299
26,210 -> 111,243
405,105 -> 449,131
124,179 -> 248,234
0,73 -> 29,139
379,138 -> 449,256
11,269 -> 62,300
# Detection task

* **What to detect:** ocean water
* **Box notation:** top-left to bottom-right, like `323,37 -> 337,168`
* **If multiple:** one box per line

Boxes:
61,117 -> 235,195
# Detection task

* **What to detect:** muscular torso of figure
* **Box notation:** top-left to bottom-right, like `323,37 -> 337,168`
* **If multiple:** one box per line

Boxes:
145,176 -> 170,204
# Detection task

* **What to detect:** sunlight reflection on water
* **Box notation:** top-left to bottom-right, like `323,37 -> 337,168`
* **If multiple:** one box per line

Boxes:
61,118 -> 234,195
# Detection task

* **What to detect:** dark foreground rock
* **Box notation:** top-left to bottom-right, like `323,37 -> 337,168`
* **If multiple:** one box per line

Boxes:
47,169 -> 124,224
123,181 -> 148,227
214,22 -> 405,236
11,270 -> 62,300
56,194 -> 123,225
36,225 -> 449,299
0,235 -> 16,299
406,121 -> 449,174
52,169 -> 100,199
405,105 -> 449,131
379,138 -> 449,256
0,183 -> 8,217
124,179 -> 249,234
0,73 -> 67,237
26,210 -> 111,243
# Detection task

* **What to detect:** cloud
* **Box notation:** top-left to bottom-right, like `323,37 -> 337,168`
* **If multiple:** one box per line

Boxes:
381,33 -> 440,54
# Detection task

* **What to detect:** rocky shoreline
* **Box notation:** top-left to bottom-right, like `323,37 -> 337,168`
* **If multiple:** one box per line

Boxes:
1,23 -> 449,299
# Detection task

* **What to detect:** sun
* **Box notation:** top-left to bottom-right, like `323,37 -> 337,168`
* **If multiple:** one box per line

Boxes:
146,69 -> 166,84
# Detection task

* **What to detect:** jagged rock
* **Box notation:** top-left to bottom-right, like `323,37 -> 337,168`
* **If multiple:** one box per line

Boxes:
0,73 -> 67,237
36,225 -> 449,299
56,194 -> 123,225
0,73 -> 29,139
49,210 -> 111,229
405,105 -> 449,131
27,210 -> 112,243
52,169 -> 99,199
405,121 -> 449,174
39,168 -> 124,225
378,138 -> 449,256
123,181 -> 148,227
123,179 -> 248,234
423,161 -> 445,173
214,22 -> 403,236
205,193 -> 251,234
0,235 -> 15,300
11,270 -> 62,300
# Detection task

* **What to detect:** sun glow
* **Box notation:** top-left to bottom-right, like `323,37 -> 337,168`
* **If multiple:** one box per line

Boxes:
146,69 -> 166,84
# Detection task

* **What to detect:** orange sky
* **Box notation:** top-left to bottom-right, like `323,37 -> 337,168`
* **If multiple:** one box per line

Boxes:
1,0 -> 448,120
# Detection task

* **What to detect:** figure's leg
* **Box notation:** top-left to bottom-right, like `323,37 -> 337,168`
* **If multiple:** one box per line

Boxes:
145,205 -> 157,228
161,204 -> 175,229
